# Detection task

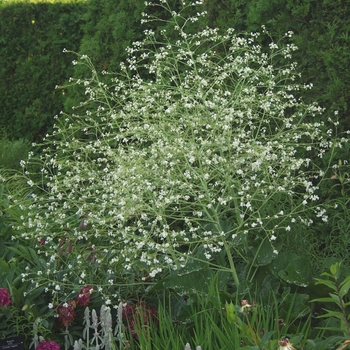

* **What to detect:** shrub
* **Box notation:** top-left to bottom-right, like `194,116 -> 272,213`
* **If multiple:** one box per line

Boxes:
18,1 -> 348,305
0,0 -> 86,141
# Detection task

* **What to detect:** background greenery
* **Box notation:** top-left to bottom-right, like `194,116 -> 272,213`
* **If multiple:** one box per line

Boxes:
0,0 -> 85,141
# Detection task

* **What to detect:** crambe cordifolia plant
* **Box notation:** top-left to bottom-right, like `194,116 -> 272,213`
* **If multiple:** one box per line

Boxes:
17,0 -> 349,303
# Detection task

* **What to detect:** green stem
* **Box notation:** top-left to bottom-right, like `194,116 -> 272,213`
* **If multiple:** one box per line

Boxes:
335,279 -> 350,338
223,238 -> 240,288
244,313 -> 259,347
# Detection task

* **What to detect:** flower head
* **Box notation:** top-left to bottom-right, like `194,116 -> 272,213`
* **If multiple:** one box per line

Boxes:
239,299 -> 252,313
36,340 -> 60,350
56,300 -> 76,328
278,337 -> 296,350
76,285 -> 93,307
17,0 -> 348,301
0,288 -> 11,307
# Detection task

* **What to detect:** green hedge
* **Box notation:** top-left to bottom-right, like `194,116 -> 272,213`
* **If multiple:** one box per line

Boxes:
0,0 -> 86,141
71,0 -> 192,75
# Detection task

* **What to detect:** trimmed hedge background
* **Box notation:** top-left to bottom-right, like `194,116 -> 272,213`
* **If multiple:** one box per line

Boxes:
0,0 -> 85,141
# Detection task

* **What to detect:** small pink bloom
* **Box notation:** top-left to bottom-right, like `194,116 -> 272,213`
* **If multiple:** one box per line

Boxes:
76,285 -> 93,307
38,238 -> 46,246
36,340 -> 60,350
241,299 -> 250,306
0,287 -> 11,307
239,299 -> 252,313
279,339 -> 289,346
56,300 -> 76,328
278,337 -> 296,350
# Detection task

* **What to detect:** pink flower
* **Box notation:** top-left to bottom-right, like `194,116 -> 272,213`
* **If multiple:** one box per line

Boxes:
278,337 -> 296,350
122,301 -> 158,339
76,285 -> 93,307
0,287 -> 11,307
56,300 -> 76,328
239,299 -> 252,313
36,340 -> 60,350
37,238 -> 46,246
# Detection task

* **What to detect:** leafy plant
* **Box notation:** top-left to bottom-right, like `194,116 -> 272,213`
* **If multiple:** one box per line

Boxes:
0,268 -> 52,349
0,138 -> 32,170
16,0 -> 349,307
71,304 -> 119,350
311,262 -> 350,349
0,170 -> 54,349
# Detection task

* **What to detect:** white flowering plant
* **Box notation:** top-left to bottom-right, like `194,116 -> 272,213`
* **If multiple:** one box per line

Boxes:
18,0 -> 348,303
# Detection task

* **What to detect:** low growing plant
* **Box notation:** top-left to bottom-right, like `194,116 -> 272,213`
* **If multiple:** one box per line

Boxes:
311,262 -> 350,350
61,275 -> 313,350
0,283 -> 52,349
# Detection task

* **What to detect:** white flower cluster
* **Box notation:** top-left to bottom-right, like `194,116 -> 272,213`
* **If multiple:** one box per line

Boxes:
18,0 -> 348,292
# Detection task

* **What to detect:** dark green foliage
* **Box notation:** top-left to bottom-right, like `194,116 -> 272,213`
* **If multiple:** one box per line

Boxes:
204,0 -> 247,30
78,0 -> 146,73
63,0 -> 147,110
0,137 -> 31,170
0,0 -> 86,141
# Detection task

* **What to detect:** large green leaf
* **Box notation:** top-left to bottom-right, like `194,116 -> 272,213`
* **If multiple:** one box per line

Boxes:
280,292 -> 310,320
248,238 -> 276,266
160,268 -> 214,296
270,252 -> 313,287
0,259 -> 9,272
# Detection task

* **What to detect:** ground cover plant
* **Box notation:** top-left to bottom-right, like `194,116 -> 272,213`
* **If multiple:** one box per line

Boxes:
1,0 -> 350,349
